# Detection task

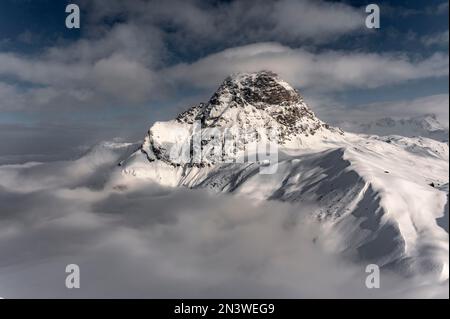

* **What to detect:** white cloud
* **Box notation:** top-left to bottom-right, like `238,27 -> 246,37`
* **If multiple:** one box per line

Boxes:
270,0 -> 364,40
0,148 -> 447,298
163,42 -> 449,92
433,1 -> 449,15
0,83 -> 26,111
421,30 -> 449,47
91,54 -> 156,103
0,22 -> 164,109
0,0 -> 445,114
80,0 -> 365,45
0,53 -> 90,87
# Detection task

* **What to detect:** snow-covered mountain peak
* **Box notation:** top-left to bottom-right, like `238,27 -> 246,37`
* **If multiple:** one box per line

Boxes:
117,72 -> 449,282
137,72 -> 345,168
176,71 -> 341,146
212,70 -> 302,106
177,71 -> 304,127
177,71 -> 313,125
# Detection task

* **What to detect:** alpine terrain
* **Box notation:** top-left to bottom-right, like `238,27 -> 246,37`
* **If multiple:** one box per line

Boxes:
113,71 -> 449,283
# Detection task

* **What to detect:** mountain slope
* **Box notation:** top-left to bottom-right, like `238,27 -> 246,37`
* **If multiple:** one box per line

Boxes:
116,71 -> 449,281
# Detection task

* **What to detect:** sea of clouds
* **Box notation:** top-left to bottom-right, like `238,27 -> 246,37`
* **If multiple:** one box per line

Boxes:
0,142 -> 447,298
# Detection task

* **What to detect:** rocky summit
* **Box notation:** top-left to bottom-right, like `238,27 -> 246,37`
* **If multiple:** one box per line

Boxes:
176,71 -> 332,139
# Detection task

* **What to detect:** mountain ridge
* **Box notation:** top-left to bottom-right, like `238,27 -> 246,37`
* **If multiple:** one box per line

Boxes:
116,71 -> 449,282
138,71 -> 344,168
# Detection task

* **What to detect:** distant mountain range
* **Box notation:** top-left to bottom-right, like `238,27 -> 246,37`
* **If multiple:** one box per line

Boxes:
337,113 -> 449,143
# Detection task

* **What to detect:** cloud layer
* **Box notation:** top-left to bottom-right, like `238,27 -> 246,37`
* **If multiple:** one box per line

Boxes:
164,42 -> 449,92
1,0 -> 447,113
1,41 -> 448,115
81,0 -> 366,45
0,144 -> 448,298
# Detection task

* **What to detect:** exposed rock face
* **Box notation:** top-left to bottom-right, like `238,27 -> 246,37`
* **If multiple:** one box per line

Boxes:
133,71 -> 347,171
208,70 -> 302,108
171,71 -> 341,164
177,71 -> 315,127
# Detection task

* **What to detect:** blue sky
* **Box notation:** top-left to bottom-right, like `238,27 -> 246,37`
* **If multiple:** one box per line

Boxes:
0,0 -> 448,162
